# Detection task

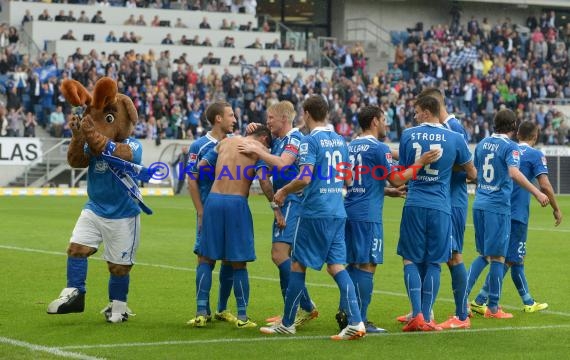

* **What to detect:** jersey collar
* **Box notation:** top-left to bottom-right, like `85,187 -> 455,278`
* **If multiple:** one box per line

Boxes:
310,126 -> 331,134
419,122 -> 445,128
443,114 -> 456,124
491,133 -> 510,139
205,131 -> 218,143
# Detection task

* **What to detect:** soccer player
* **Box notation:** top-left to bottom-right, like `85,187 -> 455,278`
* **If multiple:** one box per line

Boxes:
397,88 -> 473,329
186,102 -> 238,327
395,95 -> 476,332
258,95 -> 367,339
341,105 -> 416,333
464,109 -> 549,319
471,120 -> 562,314
237,101 -> 318,327
197,125 -> 273,328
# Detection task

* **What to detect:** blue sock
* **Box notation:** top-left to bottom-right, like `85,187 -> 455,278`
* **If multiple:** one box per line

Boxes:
298,287 -> 313,313
108,274 -> 129,302
450,263 -> 468,321
475,273 -> 490,305
67,257 -> 88,293
283,271 -> 305,327
511,264 -> 534,305
217,264 -> 233,312
466,256 -> 489,298
196,263 -> 213,315
233,268 -> 250,321
353,268 -> 374,322
421,263 -> 441,322
477,263 -> 509,305
334,269 -> 362,325
404,263 -> 422,317
277,259 -> 291,303
487,261 -> 505,311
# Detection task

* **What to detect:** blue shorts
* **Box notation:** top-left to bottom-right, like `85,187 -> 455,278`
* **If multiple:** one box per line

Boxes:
473,209 -> 510,257
451,206 -> 467,253
272,199 -> 301,245
292,217 -> 346,270
506,220 -> 528,263
199,193 -> 255,262
397,206 -> 452,263
345,220 -> 383,265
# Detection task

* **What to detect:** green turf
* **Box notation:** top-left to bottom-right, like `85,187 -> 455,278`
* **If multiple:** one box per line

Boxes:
1,195 -> 569,359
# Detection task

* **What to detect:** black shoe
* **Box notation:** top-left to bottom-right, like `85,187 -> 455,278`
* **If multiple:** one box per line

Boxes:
47,288 -> 85,314
335,310 -> 348,331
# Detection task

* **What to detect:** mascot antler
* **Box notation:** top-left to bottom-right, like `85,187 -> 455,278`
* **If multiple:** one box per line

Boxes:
61,79 -> 92,107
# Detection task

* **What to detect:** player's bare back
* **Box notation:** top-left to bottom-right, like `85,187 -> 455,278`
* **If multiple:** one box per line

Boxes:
211,137 -> 264,196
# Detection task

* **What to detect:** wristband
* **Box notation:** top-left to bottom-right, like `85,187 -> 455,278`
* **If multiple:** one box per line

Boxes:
270,201 -> 280,210
104,141 -> 117,156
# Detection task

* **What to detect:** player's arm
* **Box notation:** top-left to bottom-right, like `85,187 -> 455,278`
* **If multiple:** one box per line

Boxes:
508,166 -> 549,207
239,141 -> 297,170
274,164 -> 312,206
387,149 -> 441,187
461,161 -> 477,181
537,174 -> 562,226
187,177 -> 204,228
385,185 -> 407,198
256,167 -> 286,229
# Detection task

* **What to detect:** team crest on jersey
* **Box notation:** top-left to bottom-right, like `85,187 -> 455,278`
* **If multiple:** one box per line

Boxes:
189,153 -> 198,162
512,150 -> 520,161
541,156 -> 547,166
290,138 -> 301,148
299,143 -> 309,155
385,152 -> 393,162
94,160 -> 109,173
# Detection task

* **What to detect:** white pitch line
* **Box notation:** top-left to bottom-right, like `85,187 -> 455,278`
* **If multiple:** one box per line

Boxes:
2,244 -> 570,318
0,336 -> 104,360
59,324 -> 570,350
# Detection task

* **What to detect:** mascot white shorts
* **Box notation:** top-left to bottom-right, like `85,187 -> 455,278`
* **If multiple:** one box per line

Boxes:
70,209 -> 141,265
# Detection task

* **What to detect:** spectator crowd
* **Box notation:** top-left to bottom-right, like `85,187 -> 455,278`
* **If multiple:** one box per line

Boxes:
1,3 -> 569,146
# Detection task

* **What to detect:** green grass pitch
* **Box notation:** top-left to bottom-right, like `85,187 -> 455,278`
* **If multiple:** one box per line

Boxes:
1,195 -> 569,359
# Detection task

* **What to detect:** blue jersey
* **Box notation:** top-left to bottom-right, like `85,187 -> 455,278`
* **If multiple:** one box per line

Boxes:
399,123 -> 472,214
188,132 -> 219,204
344,135 -> 392,223
269,128 -> 303,202
510,143 -> 548,224
444,115 -> 469,209
473,134 -> 521,215
85,138 -> 142,219
298,127 -> 349,219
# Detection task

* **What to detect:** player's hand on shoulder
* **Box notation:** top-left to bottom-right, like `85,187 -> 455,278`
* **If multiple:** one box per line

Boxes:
553,209 -> 562,226
245,122 -> 261,135
417,148 -> 441,166
238,141 -> 262,155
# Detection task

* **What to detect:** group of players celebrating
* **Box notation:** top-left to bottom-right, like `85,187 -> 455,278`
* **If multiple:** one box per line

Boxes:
184,88 -> 562,340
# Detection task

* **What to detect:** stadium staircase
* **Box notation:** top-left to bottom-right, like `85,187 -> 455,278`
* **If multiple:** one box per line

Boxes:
344,17 -> 394,73
7,138 -> 87,188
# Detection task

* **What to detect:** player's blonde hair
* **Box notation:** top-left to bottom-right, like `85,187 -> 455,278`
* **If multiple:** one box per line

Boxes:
268,101 -> 296,124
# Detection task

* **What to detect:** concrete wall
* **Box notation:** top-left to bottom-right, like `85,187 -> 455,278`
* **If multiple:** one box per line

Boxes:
337,0 -> 544,41
2,1 -> 255,29
47,39 -> 307,71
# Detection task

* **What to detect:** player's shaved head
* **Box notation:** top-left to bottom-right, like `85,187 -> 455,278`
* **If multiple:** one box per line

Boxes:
358,105 -> 383,131
419,87 -> 444,105
517,120 -> 538,141
206,101 -> 232,125
303,96 -> 328,122
494,109 -> 517,134
268,101 -> 296,124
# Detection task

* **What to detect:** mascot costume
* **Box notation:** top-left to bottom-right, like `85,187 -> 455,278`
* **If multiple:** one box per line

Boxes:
47,77 -> 155,323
